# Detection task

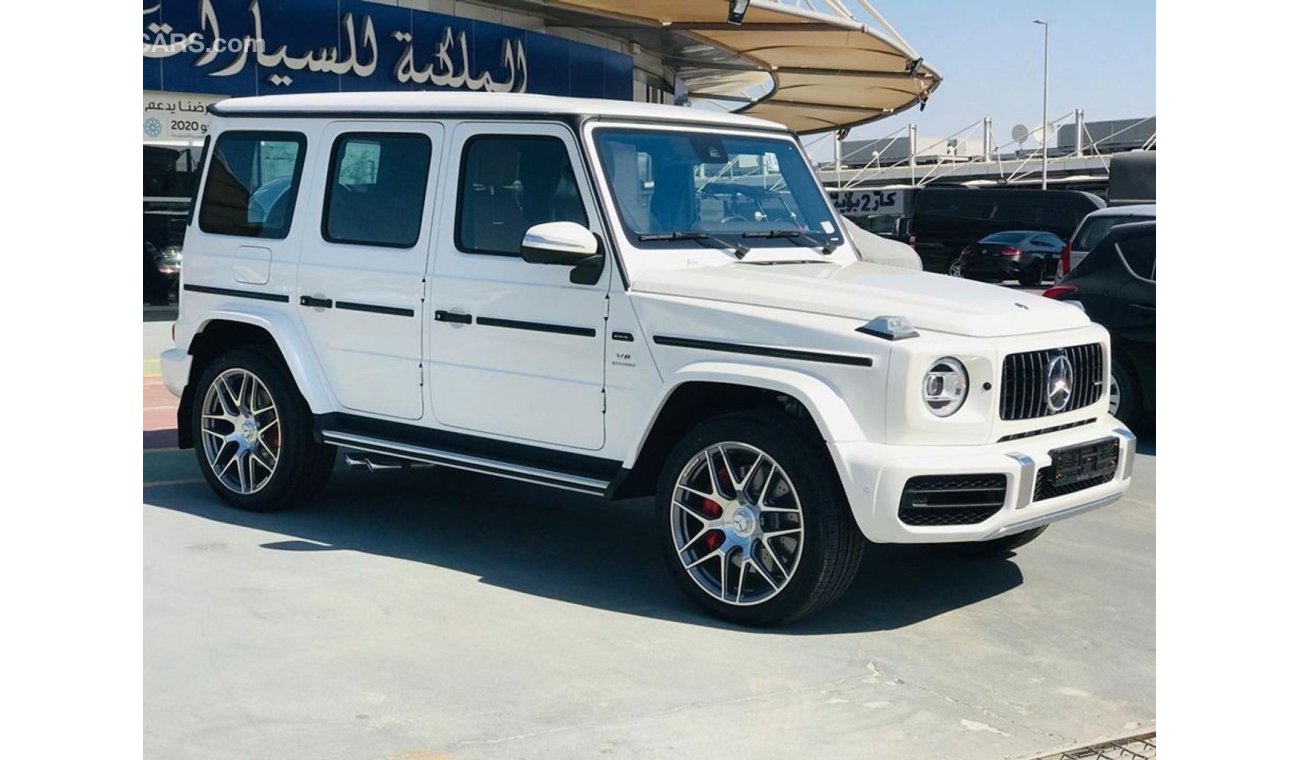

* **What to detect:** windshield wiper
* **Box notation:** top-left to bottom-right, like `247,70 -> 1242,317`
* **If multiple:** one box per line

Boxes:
638,231 -> 750,259
742,229 -> 834,255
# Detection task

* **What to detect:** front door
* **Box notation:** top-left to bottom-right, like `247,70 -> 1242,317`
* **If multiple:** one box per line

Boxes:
426,123 -> 609,451
295,122 -> 443,420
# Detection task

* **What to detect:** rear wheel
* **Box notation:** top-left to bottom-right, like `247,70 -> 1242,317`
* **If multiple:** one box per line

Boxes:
656,410 -> 864,626
947,258 -> 964,278
192,348 -> 335,511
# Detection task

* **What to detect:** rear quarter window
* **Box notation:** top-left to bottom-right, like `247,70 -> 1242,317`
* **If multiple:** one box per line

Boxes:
198,131 -> 307,239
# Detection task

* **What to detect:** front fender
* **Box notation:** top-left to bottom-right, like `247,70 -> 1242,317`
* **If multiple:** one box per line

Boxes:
622,360 -> 868,470
192,306 -> 335,414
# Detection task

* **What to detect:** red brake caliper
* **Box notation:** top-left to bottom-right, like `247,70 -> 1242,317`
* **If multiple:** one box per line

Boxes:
700,453 -> 730,552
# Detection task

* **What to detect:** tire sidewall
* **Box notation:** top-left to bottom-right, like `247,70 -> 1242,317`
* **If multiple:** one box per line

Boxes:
655,411 -> 853,625
192,348 -> 315,511
1110,355 -> 1141,426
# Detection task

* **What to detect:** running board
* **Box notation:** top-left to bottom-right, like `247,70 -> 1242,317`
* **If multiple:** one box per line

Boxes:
321,430 -> 611,496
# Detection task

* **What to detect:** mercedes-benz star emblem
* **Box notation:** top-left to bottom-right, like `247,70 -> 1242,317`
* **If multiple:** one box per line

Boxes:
1044,353 -> 1074,413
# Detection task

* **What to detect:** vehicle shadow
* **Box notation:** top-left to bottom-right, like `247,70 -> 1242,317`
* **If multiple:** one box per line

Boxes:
145,463 -> 1025,634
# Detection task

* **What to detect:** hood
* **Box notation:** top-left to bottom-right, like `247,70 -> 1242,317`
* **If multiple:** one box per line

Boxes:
631,261 -> 1090,338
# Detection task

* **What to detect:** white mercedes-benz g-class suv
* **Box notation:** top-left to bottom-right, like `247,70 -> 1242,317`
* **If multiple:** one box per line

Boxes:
162,92 -> 1135,625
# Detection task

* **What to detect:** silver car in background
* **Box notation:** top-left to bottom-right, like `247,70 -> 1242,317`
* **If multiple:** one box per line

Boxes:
1057,204 -> 1156,282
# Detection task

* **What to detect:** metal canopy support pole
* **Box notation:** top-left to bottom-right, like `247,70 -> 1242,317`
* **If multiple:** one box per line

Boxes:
908,123 -> 917,186
982,117 -> 992,162
1074,109 -> 1084,158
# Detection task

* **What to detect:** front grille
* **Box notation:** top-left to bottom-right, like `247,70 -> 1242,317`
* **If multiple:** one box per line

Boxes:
899,474 -> 1007,526
1034,469 -> 1115,501
1000,343 -> 1105,421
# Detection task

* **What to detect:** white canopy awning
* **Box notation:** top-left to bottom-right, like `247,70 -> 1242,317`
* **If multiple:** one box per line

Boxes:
548,0 -> 941,133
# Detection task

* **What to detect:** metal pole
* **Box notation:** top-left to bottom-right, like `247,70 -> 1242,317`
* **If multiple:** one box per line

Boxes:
982,117 -> 991,161
908,123 -> 917,186
1034,20 -> 1049,189
1074,109 -> 1084,158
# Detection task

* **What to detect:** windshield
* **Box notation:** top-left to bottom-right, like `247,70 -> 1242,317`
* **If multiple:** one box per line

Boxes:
593,128 -> 842,249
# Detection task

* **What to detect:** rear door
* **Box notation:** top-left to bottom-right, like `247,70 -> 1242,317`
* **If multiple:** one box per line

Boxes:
294,122 -> 443,420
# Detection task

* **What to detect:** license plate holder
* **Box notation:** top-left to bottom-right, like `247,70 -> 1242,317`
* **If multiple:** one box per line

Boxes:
1045,437 -> 1119,487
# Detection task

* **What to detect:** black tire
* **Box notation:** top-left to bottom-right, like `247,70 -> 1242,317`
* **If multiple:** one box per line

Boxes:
1017,264 -> 1043,287
191,347 -> 335,512
655,410 -> 865,626
1109,356 -> 1142,427
946,525 -> 1047,556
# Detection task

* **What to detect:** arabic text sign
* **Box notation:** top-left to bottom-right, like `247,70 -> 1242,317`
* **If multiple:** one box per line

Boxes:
142,0 -> 633,100
143,92 -> 224,141
829,189 -> 908,216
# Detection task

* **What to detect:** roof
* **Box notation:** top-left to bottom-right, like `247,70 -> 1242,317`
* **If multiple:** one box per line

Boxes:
1087,204 -> 1157,217
542,0 -> 941,133
210,91 -> 788,131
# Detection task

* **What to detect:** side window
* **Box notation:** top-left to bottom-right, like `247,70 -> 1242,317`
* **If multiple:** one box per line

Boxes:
198,131 -> 306,238
323,133 -> 432,248
1116,234 -> 1156,280
456,135 -> 589,256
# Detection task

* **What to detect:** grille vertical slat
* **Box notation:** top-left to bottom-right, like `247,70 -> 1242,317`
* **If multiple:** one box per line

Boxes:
999,343 -> 1106,421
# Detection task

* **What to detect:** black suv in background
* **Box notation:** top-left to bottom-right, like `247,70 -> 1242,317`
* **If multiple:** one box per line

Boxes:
906,187 -> 1103,274
1044,220 -> 1156,427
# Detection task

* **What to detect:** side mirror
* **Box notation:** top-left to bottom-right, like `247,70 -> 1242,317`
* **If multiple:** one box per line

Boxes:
520,222 -> 601,267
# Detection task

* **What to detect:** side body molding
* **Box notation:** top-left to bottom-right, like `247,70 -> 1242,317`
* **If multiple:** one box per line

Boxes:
192,305 -> 336,414
621,360 -> 867,470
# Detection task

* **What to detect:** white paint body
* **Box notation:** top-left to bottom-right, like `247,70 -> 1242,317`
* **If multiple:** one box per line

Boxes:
164,93 -> 1134,544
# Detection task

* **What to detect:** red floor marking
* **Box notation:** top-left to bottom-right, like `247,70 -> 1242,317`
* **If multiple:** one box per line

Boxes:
144,376 -> 178,449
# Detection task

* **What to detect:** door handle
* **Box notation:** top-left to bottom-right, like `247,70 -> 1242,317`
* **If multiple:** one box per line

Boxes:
299,295 -> 333,308
434,310 -> 472,324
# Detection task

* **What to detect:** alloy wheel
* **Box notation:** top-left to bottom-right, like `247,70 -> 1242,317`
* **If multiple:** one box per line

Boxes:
670,442 -> 805,606
200,368 -> 281,495
1108,372 -> 1122,416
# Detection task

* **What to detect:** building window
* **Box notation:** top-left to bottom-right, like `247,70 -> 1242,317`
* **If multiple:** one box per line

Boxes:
322,133 -> 432,248
198,131 -> 306,239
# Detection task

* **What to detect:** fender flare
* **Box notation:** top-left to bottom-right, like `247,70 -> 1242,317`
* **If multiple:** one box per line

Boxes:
191,306 -> 335,414
621,360 -> 867,470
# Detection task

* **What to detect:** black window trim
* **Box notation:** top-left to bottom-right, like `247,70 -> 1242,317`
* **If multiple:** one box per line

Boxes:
1114,235 -> 1157,283
453,133 -> 589,258
320,130 -> 433,250
198,129 -> 308,240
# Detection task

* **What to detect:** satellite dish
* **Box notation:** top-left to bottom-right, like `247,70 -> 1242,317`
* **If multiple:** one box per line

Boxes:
1012,123 -> 1030,146
1033,123 -> 1055,146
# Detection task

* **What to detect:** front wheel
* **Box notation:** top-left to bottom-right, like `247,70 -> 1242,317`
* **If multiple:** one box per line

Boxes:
1017,264 -> 1044,287
192,348 -> 335,512
656,411 -> 865,625
1109,357 -> 1142,426
947,258 -> 964,278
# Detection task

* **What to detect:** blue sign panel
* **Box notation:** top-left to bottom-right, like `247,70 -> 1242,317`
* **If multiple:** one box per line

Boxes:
143,0 -> 633,100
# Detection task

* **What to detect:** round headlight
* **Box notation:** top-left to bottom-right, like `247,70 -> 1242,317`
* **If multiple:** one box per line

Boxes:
922,357 -> 968,417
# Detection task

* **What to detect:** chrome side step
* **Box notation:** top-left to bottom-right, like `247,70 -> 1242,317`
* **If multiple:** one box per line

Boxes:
343,453 -> 433,471
322,430 -> 610,496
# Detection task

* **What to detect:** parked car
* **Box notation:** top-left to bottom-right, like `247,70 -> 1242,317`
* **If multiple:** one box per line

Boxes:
840,214 -> 921,270
162,92 -> 1136,625
905,186 -> 1103,275
143,241 -> 183,305
1043,220 -> 1155,427
1056,204 -> 1155,282
957,230 -> 1064,286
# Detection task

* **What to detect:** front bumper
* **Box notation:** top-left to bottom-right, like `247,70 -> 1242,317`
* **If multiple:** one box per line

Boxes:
160,347 -> 192,399
829,417 -> 1136,543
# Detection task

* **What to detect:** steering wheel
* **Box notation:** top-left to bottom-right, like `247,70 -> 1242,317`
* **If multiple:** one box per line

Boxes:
720,215 -> 749,224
